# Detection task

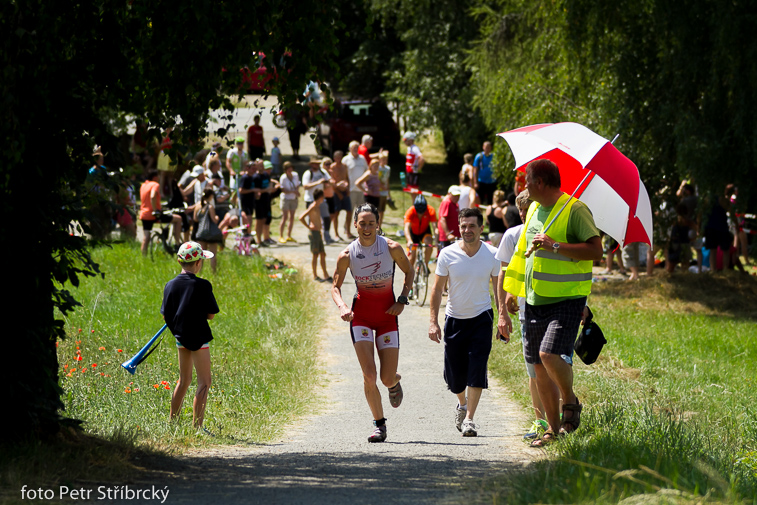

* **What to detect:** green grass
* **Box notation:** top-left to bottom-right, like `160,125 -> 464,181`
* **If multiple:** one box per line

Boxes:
483,273 -> 757,504
55,241 -> 322,445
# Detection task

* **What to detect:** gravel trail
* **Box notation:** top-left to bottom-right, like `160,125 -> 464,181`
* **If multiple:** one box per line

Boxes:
121,225 -> 541,505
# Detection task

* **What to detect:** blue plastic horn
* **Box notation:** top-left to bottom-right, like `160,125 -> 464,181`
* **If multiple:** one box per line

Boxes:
121,324 -> 168,375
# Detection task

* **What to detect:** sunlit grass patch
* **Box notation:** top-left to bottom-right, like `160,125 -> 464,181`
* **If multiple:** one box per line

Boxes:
486,273 -> 757,504
56,241 -> 322,446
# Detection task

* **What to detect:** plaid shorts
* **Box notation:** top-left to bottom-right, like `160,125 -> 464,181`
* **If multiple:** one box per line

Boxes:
524,297 -> 586,365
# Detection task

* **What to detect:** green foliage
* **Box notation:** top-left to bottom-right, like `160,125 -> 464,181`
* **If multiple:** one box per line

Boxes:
486,276 -> 757,503
57,243 -> 320,444
371,0 -> 490,162
469,0 -> 757,208
2,0 -> 341,438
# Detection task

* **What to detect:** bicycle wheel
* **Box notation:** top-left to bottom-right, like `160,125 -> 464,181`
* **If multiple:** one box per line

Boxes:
149,231 -> 163,260
414,260 -> 428,307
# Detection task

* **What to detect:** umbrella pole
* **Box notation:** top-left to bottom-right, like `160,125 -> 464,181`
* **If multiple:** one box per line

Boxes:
524,170 -> 592,257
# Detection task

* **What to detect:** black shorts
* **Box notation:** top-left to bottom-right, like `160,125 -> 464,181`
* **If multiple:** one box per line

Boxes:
325,196 -> 336,214
443,309 -> 493,394
365,195 -> 380,208
410,227 -> 432,244
704,228 -> 732,251
334,193 -> 352,212
254,197 -> 272,224
524,297 -> 586,365
406,172 -> 421,187
142,213 -> 174,231
477,182 -> 497,205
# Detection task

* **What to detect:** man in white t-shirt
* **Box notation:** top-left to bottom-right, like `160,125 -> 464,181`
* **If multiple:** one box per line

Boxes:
343,140 -> 368,207
429,207 -> 502,437
495,189 -> 546,439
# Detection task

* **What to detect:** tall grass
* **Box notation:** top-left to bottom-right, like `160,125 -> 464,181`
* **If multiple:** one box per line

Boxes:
55,241 -> 321,445
485,274 -> 757,504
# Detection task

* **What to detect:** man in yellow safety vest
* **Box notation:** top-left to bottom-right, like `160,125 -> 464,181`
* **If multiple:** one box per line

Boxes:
497,159 -> 602,448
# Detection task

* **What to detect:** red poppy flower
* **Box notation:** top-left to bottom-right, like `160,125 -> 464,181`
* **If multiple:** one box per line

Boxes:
91,330 -> 95,333
91,363 -> 97,367
153,384 -> 159,389
63,364 -> 68,370
117,349 -> 123,353
78,329 -> 82,333
81,368 -> 87,373
75,356 -> 82,361
70,368 -> 77,373
124,388 -> 131,393
164,385 -> 170,390
98,347 -> 106,351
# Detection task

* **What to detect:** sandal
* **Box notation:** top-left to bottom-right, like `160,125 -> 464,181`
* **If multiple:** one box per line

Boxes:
530,429 -> 557,447
559,398 -> 583,435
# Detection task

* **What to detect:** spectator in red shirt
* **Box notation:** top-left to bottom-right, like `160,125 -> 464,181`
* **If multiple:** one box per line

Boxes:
359,135 -> 374,166
247,115 -> 265,160
438,185 -> 461,252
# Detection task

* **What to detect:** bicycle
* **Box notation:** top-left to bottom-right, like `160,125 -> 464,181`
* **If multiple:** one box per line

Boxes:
408,243 -> 434,307
148,208 -> 184,260
226,225 -> 259,256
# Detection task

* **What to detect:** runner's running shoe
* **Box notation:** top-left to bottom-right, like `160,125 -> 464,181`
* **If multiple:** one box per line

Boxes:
462,419 -> 478,437
388,382 -> 403,408
368,425 -> 387,443
455,404 -> 467,432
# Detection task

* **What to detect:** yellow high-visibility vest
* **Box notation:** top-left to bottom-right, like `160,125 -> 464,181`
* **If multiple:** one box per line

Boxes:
503,194 -> 593,298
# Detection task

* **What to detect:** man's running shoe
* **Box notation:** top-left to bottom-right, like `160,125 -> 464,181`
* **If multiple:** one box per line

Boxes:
388,382 -> 403,408
265,238 -> 277,245
462,419 -> 478,437
368,425 -> 387,443
523,419 -> 549,440
455,404 -> 467,432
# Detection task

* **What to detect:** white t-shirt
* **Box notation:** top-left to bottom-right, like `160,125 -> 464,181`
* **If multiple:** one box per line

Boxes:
495,224 -> 525,321
435,241 -> 500,319
279,172 -> 301,200
344,153 -> 368,192
302,169 -> 328,202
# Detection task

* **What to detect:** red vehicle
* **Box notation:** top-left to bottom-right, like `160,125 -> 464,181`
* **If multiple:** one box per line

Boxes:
316,98 -> 400,157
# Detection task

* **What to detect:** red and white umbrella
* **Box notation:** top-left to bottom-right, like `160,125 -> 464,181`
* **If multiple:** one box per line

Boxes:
498,122 -> 653,248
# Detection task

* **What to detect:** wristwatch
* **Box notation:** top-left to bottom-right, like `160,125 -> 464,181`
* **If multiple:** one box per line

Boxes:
397,295 -> 410,305
552,242 -> 561,254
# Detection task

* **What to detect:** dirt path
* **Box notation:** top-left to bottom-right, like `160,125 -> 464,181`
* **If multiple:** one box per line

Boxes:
122,225 -> 541,505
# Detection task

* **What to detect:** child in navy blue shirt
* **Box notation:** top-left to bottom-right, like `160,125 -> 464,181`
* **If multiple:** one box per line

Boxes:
161,241 -> 219,431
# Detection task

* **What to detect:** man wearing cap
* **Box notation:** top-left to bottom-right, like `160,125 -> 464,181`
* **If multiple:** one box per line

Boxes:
252,159 -> 279,246
226,137 -> 248,189
438,185 -> 462,250
403,132 -> 424,189
344,140 -> 368,208
247,115 -> 265,160
499,159 -> 602,447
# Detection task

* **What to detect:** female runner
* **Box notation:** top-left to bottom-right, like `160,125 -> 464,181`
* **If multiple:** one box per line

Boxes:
331,203 -> 413,442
